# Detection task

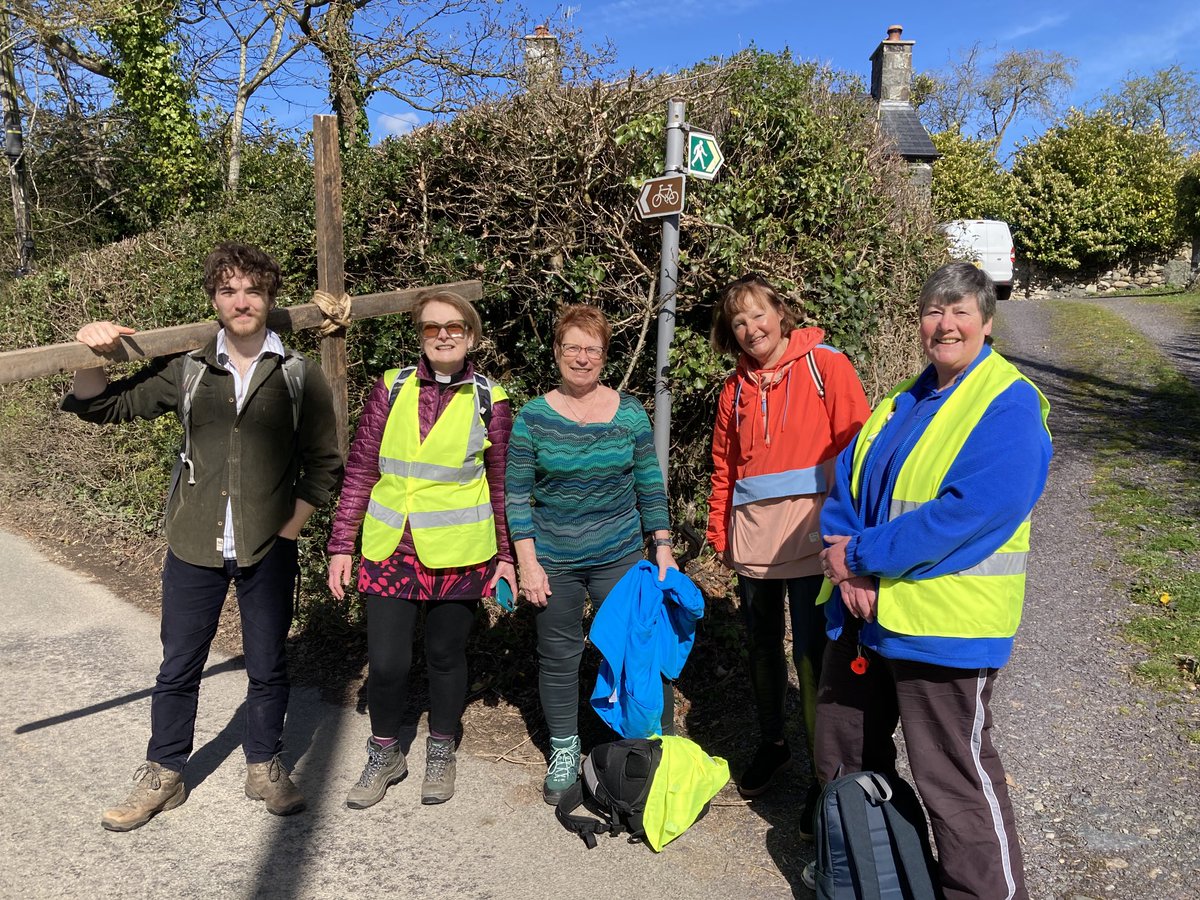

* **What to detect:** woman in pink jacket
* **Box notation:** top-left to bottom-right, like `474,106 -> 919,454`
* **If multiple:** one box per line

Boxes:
327,291 -> 514,810
707,273 -> 869,833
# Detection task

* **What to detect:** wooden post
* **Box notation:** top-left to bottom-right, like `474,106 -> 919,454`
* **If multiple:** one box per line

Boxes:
313,115 -> 350,457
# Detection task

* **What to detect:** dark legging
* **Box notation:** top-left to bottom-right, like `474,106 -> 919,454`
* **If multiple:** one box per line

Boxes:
536,551 -> 674,739
738,573 -> 826,761
365,594 -> 478,738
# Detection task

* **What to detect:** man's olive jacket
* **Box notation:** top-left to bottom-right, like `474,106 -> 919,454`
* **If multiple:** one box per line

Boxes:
62,335 -> 343,567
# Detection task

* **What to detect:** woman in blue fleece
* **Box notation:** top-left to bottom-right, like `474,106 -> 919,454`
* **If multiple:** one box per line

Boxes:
809,263 -> 1051,900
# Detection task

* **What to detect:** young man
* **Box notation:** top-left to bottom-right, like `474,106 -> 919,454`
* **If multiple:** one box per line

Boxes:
62,242 -> 343,832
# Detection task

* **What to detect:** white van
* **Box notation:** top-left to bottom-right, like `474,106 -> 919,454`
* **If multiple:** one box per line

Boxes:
939,220 -> 1015,300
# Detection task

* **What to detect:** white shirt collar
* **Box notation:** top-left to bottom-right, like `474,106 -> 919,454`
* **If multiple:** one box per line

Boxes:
215,328 -> 285,364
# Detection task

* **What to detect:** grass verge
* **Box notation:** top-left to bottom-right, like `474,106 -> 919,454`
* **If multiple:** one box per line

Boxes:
1048,295 -> 1200,734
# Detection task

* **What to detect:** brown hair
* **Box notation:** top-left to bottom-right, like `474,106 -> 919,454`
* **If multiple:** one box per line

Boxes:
412,290 -> 484,343
554,304 -> 612,352
710,273 -> 797,356
202,242 -> 282,304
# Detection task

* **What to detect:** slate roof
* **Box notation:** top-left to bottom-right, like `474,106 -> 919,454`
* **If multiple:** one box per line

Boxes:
877,101 -> 939,161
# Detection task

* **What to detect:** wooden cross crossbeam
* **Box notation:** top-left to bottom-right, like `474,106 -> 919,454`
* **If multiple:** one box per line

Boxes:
0,280 -> 482,386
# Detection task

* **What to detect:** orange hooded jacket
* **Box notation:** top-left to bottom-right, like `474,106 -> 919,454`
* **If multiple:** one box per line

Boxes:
706,328 -> 869,578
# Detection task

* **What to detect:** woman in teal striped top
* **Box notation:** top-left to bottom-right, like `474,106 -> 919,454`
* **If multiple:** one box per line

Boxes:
505,304 -> 678,804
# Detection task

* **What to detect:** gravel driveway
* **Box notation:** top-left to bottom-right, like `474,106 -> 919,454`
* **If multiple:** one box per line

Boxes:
993,298 -> 1199,899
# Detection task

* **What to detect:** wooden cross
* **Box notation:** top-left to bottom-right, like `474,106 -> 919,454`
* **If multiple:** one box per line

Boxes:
0,115 -> 481,457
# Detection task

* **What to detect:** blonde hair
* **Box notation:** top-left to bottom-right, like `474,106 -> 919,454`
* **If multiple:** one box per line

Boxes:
411,291 -> 484,342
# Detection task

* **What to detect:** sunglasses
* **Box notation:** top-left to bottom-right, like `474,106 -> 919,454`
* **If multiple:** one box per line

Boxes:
420,320 -> 467,340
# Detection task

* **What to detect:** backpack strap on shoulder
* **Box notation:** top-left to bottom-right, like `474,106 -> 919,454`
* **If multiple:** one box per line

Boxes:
386,366 -> 419,408
175,351 -> 208,488
472,372 -> 494,430
279,348 -> 307,431
805,350 -> 825,399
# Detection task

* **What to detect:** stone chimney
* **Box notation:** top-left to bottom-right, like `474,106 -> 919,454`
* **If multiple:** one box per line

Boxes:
523,24 -> 560,89
869,24 -> 914,102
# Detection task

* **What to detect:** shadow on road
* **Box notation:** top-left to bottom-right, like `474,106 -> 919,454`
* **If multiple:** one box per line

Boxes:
13,655 -> 246,735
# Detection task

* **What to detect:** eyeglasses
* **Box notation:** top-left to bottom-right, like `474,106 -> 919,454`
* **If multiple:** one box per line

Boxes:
559,343 -> 605,360
420,320 -> 467,340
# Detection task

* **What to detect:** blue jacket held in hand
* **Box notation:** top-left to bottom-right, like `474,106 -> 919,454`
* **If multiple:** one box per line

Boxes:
589,562 -> 706,738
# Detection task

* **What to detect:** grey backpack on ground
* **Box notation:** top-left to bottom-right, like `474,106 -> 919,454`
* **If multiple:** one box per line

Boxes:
812,771 -> 940,899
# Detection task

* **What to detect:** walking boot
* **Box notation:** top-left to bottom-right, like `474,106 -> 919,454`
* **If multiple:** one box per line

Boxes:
421,736 -> 456,805
736,740 -> 792,798
543,734 -> 581,806
346,737 -> 408,809
100,761 -> 186,832
245,755 -> 305,816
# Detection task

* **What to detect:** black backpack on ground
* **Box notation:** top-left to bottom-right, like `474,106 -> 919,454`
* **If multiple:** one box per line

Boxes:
556,738 -> 669,848
813,771 -> 940,899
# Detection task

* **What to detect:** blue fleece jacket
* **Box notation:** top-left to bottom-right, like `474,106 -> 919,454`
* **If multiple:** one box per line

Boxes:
589,562 -> 706,738
820,345 -> 1052,669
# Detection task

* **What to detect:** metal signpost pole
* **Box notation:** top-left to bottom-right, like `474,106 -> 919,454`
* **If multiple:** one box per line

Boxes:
653,98 -> 686,487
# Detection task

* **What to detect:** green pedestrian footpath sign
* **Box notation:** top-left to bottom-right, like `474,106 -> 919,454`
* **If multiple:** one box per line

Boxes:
687,130 -> 724,180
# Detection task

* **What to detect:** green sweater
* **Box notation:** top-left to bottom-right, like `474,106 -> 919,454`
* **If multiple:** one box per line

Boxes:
61,336 -> 343,567
504,393 -> 669,573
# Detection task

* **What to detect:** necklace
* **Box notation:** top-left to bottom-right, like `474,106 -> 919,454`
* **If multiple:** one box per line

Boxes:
558,388 -> 597,424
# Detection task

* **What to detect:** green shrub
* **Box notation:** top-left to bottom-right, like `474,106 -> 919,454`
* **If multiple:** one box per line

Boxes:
1011,111 -> 1185,271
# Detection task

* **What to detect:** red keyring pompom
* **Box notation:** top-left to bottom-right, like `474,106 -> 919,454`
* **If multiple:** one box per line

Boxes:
850,656 -> 869,675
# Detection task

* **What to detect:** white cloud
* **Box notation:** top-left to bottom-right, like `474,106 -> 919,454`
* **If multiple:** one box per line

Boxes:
1075,6 -> 1200,84
999,13 -> 1069,42
377,112 -> 422,136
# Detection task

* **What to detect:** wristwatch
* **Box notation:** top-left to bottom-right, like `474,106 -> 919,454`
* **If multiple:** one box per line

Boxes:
651,537 -> 673,548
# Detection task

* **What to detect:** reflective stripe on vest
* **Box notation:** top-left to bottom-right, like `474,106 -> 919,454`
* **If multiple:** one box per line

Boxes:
361,368 -> 505,566
844,351 -> 1050,638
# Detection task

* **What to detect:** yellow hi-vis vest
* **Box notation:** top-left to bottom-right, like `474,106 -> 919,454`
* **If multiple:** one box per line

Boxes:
640,736 -> 730,852
833,351 -> 1050,639
361,368 -> 507,567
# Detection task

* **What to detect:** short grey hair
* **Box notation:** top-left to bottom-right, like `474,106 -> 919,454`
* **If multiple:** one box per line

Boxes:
918,262 -> 997,323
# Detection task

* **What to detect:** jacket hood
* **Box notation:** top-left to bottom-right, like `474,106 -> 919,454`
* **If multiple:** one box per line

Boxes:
736,327 -> 825,377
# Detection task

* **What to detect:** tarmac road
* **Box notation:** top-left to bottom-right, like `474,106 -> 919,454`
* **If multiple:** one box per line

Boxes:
0,527 -> 779,900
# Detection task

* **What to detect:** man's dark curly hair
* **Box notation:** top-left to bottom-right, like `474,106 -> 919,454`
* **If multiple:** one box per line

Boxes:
202,242 -> 282,303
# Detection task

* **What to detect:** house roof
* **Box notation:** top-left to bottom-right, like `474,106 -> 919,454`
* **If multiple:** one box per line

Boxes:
877,101 -> 939,161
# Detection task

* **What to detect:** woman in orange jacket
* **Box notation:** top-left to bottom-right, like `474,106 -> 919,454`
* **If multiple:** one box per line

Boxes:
706,273 -> 869,832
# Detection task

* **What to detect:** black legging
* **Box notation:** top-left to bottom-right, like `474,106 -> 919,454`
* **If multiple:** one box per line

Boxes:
365,594 -> 478,738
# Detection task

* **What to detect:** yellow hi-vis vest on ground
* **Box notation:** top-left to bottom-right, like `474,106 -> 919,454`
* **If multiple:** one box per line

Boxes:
640,736 -> 730,852
361,368 -> 506,567
841,351 -> 1050,639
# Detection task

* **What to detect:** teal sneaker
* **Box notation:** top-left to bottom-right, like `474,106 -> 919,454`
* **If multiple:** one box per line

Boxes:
543,734 -> 581,805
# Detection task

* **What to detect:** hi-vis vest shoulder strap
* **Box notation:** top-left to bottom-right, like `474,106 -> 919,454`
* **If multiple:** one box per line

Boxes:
361,367 -> 507,567
831,352 -> 1050,639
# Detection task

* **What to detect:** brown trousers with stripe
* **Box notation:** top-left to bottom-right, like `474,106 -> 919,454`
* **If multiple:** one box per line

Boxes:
814,618 -> 1028,900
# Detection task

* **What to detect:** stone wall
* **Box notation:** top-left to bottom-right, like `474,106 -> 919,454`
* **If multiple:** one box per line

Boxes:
1015,242 -> 1199,299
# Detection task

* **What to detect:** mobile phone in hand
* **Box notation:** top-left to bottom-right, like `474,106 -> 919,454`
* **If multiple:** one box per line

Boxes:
495,578 -> 515,612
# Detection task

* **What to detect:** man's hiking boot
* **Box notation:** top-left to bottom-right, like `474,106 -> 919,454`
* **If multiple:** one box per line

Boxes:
543,734 -> 581,806
346,737 -> 408,809
421,736 -> 457,805
798,781 -> 821,841
737,740 -> 792,798
100,761 -> 186,832
245,755 -> 305,816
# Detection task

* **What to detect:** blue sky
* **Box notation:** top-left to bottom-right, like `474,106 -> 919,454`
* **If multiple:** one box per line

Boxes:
373,0 -> 1200,147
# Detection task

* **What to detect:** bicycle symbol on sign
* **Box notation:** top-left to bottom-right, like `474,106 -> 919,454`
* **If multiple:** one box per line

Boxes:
650,182 -> 680,210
